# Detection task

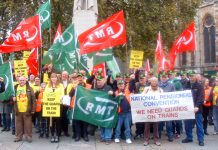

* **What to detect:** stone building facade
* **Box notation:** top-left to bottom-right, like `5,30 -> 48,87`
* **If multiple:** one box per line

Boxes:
176,0 -> 218,76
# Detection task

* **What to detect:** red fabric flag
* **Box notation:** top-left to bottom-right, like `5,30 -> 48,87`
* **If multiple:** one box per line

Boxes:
155,32 -> 165,61
145,59 -> 150,76
0,15 -> 41,53
155,32 -> 169,73
79,10 -> 126,55
91,63 -> 106,77
158,56 -> 170,73
26,48 -> 38,76
168,22 -> 195,69
53,23 -> 62,43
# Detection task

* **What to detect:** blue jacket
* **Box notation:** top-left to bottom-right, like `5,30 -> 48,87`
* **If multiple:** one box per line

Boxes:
191,81 -> 204,113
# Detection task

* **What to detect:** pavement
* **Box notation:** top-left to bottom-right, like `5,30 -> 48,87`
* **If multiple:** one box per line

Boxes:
0,124 -> 218,150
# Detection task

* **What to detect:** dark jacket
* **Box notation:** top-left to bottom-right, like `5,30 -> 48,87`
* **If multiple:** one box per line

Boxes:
0,81 -> 5,93
191,81 -> 204,113
180,78 -> 191,90
14,84 -> 36,115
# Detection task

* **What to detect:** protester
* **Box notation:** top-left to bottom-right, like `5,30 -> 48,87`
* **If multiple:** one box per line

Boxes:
114,80 -> 132,144
60,71 -> 70,137
158,71 -> 175,142
69,73 -> 89,142
44,73 -> 64,143
211,78 -> 218,135
168,71 -> 183,139
0,77 -> 6,128
35,83 -> 49,138
202,78 -> 212,135
182,70 -> 204,146
94,75 -> 114,145
143,77 -> 162,146
13,76 -> 35,143
134,73 -> 147,139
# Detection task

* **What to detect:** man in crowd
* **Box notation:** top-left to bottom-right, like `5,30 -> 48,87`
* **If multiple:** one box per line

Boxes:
60,71 -> 70,137
134,73 -> 147,139
158,71 -> 175,142
182,70 -> 204,146
13,76 -> 35,143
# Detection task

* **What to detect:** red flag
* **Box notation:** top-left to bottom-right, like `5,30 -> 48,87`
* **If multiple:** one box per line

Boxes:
79,10 -> 126,55
168,22 -> 195,69
26,48 -> 38,76
0,15 -> 41,53
158,56 -> 170,73
91,63 -> 106,77
155,32 -> 165,61
53,23 -> 62,43
145,59 -> 150,76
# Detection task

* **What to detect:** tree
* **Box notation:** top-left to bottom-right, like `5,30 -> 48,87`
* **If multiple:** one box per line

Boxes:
98,0 -> 202,63
0,0 -> 201,63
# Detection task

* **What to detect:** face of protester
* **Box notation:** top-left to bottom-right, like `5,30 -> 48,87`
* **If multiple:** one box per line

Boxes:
196,74 -> 202,82
50,73 -> 58,84
19,76 -> 27,87
29,74 -> 35,82
96,79 -> 105,88
61,71 -> 69,81
77,76 -> 83,84
189,74 -> 197,83
139,77 -> 146,85
181,74 -> 186,79
150,79 -> 158,88
34,77 -> 40,86
124,77 -> 130,83
160,75 -> 168,83
204,79 -> 209,87
118,83 -> 125,91
40,83 -> 46,91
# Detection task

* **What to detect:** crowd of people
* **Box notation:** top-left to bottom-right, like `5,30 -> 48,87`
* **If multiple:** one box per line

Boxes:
0,67 -> 218,147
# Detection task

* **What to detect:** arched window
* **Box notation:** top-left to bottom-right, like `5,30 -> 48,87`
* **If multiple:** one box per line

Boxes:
203,15 -> 216,63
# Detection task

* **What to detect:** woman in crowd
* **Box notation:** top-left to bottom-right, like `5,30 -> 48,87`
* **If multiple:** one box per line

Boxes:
44,73 -> 64,143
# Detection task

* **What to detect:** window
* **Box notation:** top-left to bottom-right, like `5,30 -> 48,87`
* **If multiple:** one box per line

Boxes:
203,15 -> 216,63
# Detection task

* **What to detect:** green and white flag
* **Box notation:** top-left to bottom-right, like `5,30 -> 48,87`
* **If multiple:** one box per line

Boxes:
106,56 -> 120,79
0,62 -> 15,101
43,24 -> 76,74
36,0 -> 51,31
88,48 -> 113,66
73,86 -> 119,128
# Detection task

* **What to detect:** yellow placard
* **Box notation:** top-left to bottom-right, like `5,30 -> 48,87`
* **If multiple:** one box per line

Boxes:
43,73 -> 49,83
129,60 -> 143,69
42,91 -> 60,117
130,50 -> 144,60
14,60 -> 28,77
129,50 -> 144,69
23,51 -> 30,60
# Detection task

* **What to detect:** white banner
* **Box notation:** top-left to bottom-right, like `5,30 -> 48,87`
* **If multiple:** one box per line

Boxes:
130,90 -> 195,123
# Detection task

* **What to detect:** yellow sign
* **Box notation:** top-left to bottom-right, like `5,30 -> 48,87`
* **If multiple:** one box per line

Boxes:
130,50 -> 144,60
43,73 -> 49,83
129,50 -> 144,69
42,91 -> 60,117
14,60 -> 28,77
129,60 -> 143,69
23,51 -> 30,60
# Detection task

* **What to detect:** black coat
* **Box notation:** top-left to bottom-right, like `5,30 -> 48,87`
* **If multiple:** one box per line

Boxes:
0,81 -> 5,93
191,81 -> 204,113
